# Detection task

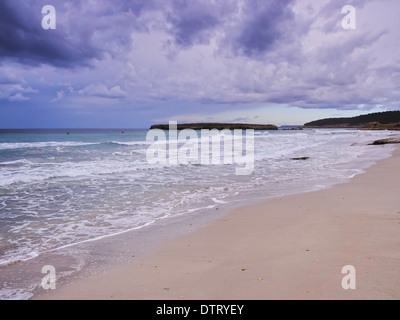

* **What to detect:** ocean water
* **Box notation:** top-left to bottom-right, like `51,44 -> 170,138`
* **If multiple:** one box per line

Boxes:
0,128 -> 396,299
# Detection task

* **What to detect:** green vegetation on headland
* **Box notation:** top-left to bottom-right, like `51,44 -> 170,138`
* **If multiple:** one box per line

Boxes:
150,123 -> 278,130
304,111 -> 400,130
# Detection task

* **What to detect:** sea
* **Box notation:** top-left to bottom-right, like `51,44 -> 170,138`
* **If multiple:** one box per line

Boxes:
0,128 -> 397,299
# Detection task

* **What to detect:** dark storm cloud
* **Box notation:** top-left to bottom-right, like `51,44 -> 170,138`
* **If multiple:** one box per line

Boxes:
0,1 -> 103,67
163,0 -> 296,56
119,0 -> 159,16
168,11 -> 218,47
0,0 -> 162,68
0,0 -> 296,67
2,0 -> 399,120
166,0 -> 236,47
232,0 -> 295,57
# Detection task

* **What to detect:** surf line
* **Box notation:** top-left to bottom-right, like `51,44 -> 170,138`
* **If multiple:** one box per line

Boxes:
146,121 -> 255,175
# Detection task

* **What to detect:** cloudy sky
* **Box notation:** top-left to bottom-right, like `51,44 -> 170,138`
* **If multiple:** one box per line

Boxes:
0,0 -> 399,128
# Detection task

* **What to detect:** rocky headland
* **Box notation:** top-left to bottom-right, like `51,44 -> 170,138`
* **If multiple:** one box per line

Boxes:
150,123 -> 278,130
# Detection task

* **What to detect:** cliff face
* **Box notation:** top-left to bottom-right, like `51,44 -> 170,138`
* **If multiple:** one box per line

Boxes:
150,123 -> 278,130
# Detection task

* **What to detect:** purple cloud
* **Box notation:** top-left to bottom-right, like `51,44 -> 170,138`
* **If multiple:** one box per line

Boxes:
0,0 -> 399,128
79,84 -> 127,99
232,0 -> 295,57
0,1 -> 102,67
167,1 -> 218,47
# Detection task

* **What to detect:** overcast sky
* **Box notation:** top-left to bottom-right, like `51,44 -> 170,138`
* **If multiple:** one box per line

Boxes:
0,0 -> 399,128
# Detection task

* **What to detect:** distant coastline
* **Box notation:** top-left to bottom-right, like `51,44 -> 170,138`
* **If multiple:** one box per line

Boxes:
303,111 -> 400,130
150,123 -> 278,130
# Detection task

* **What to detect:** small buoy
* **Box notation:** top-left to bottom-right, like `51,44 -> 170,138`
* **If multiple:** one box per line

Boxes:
66,132 -> 70,135
121,131 -> 125,134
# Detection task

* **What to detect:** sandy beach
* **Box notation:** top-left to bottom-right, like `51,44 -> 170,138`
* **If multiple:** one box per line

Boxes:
37,145 -> 400,300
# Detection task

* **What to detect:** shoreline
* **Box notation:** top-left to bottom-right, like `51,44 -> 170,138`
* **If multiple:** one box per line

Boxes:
35,144 -> 400,300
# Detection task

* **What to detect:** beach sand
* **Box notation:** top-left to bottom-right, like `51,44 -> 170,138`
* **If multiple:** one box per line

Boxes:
37,146 -> 400,300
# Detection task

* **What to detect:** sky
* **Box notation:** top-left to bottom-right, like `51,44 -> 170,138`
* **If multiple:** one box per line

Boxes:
0,0 -> 399,128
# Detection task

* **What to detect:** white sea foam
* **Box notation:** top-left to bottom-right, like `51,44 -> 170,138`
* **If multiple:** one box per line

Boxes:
0,288 -> 34,300
0,251 -> 39,268
0,141 -> 98,150
0,159 -> 31,166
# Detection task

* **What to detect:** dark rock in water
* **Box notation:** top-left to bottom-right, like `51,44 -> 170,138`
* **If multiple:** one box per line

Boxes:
370,138 -> 400,145
150,123 -> 278,130
291,157 -> 310,161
